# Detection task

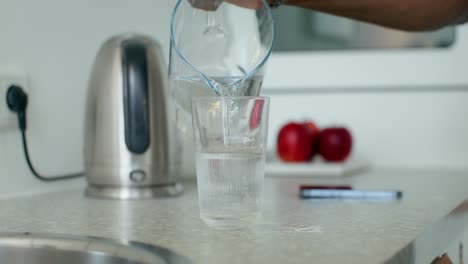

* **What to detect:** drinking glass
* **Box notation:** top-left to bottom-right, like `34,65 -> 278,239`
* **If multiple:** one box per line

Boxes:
192,96 -> 270,229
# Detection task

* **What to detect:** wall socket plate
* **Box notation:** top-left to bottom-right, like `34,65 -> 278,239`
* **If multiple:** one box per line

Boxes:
0,73 -> 29,130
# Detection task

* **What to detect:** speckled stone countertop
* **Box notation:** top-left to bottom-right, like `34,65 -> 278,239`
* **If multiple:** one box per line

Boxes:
0,170 -> 467,264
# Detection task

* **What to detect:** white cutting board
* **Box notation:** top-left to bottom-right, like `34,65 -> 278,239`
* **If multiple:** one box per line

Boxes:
265,157 -> 369,178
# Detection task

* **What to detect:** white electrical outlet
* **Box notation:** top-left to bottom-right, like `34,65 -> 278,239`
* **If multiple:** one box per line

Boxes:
0,73 -> 29,130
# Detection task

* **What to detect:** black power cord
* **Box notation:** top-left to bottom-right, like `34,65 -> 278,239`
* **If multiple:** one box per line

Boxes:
6,85 -> 84,182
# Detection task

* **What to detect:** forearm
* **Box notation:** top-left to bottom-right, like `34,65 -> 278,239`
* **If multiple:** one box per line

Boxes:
285,0 -> 468,31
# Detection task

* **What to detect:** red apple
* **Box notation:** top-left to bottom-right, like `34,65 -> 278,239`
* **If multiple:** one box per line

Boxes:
318,127 -> 353,162
303,121 -> 320,138
277,122 -> 313,162
302,121 -> 320,153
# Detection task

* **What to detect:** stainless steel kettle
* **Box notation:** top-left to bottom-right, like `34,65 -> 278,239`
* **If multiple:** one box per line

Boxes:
84,33 -> 182,199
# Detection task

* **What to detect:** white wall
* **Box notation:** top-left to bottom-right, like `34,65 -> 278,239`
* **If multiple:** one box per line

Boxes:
0,0 -> 467,198
0,0 -> 176,198
265,90 -> 468,170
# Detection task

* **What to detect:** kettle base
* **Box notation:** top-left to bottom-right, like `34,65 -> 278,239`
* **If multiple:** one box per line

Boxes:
85,183 -> 183,200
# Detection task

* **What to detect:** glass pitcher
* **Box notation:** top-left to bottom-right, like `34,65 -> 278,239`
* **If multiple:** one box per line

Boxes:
169,0 -> 275,178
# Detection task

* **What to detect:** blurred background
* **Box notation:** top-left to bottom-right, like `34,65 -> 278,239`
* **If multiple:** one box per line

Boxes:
0,0 -> 467,197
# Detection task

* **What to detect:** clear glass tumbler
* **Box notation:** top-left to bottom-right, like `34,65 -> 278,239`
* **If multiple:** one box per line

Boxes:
192,96 -> 270,229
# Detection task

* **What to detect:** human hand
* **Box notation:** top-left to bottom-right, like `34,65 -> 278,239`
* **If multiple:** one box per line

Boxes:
226,0 -> 267,9
188,0 -> 223,11
189,0 -> 269,10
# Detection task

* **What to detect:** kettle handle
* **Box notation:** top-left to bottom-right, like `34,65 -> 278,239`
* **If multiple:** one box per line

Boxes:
121,40 -> 150,154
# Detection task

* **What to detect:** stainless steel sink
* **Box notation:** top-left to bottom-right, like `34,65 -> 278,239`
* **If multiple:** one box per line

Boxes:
0,232 -> 190,264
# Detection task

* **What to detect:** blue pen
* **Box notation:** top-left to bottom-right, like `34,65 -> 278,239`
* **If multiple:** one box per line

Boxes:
300,188 -> 403,200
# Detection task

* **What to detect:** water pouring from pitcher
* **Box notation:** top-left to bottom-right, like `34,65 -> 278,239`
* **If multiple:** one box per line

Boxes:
169,0 -> 275,178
